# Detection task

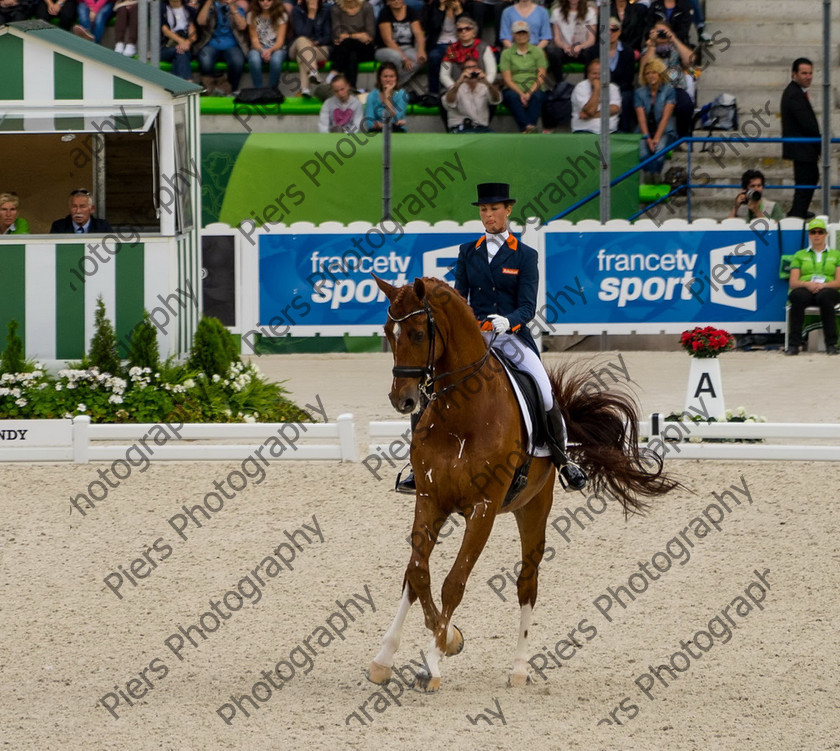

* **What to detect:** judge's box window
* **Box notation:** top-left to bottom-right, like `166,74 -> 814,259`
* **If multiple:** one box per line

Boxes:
0,106 -> 194,236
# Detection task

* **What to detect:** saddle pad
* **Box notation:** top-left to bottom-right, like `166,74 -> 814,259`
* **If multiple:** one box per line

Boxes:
492,352 -> 551,458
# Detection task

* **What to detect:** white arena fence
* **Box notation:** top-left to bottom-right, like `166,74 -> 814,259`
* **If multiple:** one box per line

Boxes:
1,415 -> 839,463
369,418 -> 840,462
0,415 -> 357,463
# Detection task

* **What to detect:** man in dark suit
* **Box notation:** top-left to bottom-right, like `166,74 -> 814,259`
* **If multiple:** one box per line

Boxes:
781,57 -> 821,219
50,189 -> 114,234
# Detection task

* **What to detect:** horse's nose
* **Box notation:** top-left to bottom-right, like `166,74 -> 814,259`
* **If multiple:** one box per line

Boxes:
390,393 -> 416,414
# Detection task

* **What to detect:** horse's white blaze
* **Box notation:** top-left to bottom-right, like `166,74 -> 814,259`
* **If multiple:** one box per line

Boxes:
373,585 -> 412,669
512,603 -> 533,675
393,322 -> 401,340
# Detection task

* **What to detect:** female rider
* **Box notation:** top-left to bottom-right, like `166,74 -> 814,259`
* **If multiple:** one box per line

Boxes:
396,182 -> 586,493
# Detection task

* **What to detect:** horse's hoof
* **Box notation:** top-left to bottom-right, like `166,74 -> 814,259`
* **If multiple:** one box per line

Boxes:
445,625 -> 465,657
411,669 -> 441,692
507,671 -> 531,688
367,661 -> 393,685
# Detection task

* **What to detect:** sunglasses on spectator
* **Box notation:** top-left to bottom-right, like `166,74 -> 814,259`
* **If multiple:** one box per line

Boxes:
457,26 -> 473,31
70,189 -> 90,196
610,26 -> 620,31
809,229 -> 827,234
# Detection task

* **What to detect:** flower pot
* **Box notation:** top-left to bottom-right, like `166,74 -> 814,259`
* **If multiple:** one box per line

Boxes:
684,357 -> 725,419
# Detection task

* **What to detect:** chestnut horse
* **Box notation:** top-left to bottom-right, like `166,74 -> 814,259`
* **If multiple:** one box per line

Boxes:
368,276 -> 677,691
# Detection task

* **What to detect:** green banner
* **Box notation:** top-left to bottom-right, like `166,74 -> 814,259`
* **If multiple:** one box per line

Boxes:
200,133 -> 640,227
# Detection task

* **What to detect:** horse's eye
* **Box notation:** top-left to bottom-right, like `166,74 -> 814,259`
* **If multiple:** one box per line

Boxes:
411,329 -> 425,343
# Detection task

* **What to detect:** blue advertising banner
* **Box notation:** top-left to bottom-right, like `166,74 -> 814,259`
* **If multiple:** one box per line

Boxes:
258,228 -> 481,335
543,228 -> 800,334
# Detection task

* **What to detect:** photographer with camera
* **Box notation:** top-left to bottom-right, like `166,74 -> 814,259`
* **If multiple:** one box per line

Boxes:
727,169 -> 784,222
442,56 -> 501,132
639,21 -> 695,137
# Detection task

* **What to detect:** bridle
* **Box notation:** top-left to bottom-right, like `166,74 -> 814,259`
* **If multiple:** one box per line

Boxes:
387,300 -> 497,401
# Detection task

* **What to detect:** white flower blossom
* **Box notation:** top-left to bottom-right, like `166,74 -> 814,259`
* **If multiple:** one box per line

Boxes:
108,395 -> 124,404
183,379 -> 195,389
212,374 -> 221,383
15,398 -> 27,407
77,403 -> 87,412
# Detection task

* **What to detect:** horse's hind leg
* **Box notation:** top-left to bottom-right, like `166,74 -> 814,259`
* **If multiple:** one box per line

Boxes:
509,477 -> 555,687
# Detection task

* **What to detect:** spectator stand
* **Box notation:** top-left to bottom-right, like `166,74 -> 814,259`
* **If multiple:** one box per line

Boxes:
547,135 -> 840,225
0,20 -> 203,362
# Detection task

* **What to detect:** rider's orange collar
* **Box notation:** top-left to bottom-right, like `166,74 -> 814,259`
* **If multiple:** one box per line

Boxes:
475,234 -> 518,251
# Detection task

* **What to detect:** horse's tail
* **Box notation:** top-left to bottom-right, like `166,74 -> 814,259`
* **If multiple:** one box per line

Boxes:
549,362 -> 680,514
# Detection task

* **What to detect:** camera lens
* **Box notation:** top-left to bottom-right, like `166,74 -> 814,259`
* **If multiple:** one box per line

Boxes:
657,30 -> 667,38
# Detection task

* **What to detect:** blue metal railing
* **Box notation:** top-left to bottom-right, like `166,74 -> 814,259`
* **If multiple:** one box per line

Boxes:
547,136 -> 837,224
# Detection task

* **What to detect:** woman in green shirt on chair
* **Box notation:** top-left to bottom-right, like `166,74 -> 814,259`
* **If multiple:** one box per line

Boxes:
0,193 -> 29,235
786,217 -> 840,356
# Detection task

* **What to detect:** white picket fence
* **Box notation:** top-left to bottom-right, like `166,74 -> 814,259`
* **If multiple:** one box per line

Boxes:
1,414 -> 839,463
0,415 -> 357,463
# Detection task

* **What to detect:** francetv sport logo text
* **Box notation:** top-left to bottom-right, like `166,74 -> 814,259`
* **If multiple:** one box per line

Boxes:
594,242 -> 757,311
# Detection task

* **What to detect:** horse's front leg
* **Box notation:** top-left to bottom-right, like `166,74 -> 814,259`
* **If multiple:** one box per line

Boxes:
368,502 -> 446,685
414,503 -> 496,692
368,584 -> 414,684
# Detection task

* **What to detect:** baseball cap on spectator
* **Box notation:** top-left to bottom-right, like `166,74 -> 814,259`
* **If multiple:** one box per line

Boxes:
808,217 -> 827,232
511,21 -> 530,33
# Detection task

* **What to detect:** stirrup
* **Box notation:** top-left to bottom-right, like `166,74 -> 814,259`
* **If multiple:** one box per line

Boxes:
558,461 -> 587,492
395,463 -> 416,494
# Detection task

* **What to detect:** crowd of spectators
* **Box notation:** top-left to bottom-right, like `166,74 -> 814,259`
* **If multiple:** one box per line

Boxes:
3,0 -> 706,115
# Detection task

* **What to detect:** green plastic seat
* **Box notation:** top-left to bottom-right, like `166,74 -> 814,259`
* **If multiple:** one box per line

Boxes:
638,184 -> 670,203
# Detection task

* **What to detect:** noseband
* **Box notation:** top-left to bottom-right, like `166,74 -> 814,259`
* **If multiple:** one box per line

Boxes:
387,300 -> 496,401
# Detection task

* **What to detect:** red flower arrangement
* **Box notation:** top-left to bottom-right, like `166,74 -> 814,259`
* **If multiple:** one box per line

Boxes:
680,326 -> 734,358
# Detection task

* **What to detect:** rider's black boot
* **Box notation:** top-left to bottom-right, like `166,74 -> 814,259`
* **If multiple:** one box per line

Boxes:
395,409 -> 423,494
546,400 -> 587,491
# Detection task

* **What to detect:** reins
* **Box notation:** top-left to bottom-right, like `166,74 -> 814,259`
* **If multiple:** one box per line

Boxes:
387,301 -> 497,402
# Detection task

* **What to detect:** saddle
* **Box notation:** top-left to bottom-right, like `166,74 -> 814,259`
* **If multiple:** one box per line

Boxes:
491,348 -> 552,507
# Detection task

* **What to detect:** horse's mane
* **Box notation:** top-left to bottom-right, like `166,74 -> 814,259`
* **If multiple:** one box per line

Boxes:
419,277 -> 477,322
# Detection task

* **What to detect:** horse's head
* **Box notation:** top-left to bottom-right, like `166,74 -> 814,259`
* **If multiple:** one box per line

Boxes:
374,275 -> 446,414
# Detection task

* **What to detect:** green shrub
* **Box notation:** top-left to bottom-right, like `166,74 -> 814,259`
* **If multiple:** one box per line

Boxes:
0,320 -> 30,374
127,311 -> 161,371
88,297 -> 121,375
187,316 -> 240,377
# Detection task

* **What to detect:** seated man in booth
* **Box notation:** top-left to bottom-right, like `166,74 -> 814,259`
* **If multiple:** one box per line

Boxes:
50,189 -> 114,234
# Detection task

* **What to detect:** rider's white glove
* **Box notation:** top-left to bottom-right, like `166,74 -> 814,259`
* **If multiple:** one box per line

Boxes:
488,314 -> 510,334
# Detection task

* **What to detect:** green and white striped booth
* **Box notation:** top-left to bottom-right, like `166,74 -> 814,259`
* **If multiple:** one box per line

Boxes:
0,20 -> 202,362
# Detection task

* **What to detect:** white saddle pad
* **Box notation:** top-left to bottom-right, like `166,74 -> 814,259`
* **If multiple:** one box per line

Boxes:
493,352 -> 552,458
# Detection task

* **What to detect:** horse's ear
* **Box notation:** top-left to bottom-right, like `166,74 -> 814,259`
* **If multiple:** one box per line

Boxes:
413,277 -> 427,300
373,273 -> 397,300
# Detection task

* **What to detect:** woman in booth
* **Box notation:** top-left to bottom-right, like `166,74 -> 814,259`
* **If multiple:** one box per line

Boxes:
0,193 -> 29,235
786,217 -> 840,356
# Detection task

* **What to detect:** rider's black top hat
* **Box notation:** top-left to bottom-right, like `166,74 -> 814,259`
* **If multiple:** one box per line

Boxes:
472,182 -> 517,206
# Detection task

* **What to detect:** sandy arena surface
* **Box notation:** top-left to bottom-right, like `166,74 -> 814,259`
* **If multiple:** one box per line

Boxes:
1,350 -> 839,751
